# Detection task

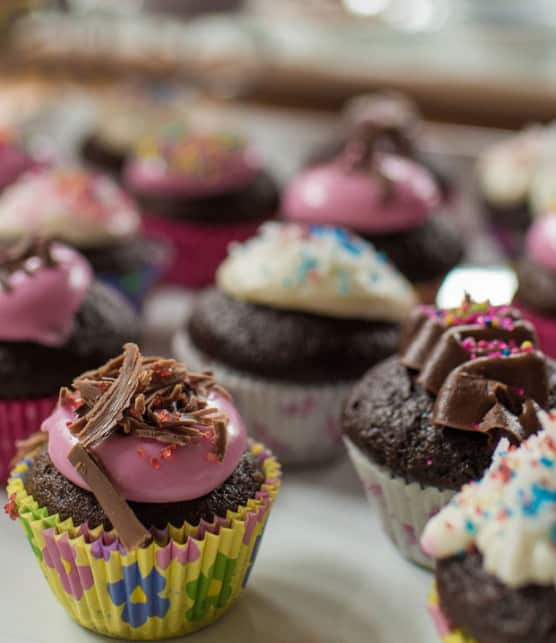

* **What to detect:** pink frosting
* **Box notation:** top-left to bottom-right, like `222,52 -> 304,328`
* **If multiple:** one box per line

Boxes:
0,243 -> 93,346
0,140 -> 35,192
526,213 -> 556,273
283,154 -> 440,234
124,133 -> 262,198
42,391 -> 248,503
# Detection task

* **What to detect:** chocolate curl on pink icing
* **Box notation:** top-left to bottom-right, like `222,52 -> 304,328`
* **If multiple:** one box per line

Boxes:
433,352 -> 548,445
0,237 -> 56,291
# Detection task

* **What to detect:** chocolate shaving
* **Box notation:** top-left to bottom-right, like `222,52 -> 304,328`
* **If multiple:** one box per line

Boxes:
68,444 -> 151,550
0,238 -> 57,291
9,431 -> 48,471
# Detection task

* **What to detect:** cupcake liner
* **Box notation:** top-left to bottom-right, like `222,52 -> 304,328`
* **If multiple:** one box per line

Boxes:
513,301 -> 556,359
0,395 -> 57,482
6,442 -> 281,640
344,437 -> 454,569
428,587 -> 477,643
174,331 -> 352,466
142,214 -> 267,289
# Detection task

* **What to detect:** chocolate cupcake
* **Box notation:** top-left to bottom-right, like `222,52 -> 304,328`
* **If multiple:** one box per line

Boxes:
307,91 -> 454,202
422,411 -> 556,643
0,167 -> 166,308
6,343 -> 280,639
514,213 -> 556,360
343,297 -> 556,567
124,130 -> 279,288
0,239 -> 138,480
283,124 -> 464,303
174,222 -> 417,465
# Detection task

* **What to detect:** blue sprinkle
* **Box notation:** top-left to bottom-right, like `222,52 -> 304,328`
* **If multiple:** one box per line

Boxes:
523,483 -> 556,516
297,253 -> 318,285
502,348 -> 511,356
540,456 -> 554,469
465,519 -> 477,535
309,225 -> 363,255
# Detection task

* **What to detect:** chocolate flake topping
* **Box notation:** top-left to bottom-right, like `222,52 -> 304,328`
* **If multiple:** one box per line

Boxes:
0,238 -> 56,291
65,343 -> 231,550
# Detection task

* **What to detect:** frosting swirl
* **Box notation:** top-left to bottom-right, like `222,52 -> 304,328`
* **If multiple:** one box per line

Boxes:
0,168 -> 140,248
124,131 -> 262,197
217,222 -> 417,322
422,411 -> 556,588
0,240 -> 93,346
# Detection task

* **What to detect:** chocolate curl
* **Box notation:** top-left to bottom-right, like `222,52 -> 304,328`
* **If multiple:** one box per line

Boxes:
68,444 -> 151,550
0,237 -> 56,291
419,321 -> 538,394
433,352 -> 548,445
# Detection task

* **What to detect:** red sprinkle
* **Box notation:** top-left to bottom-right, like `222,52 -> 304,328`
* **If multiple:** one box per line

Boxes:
150,457 -> 160,471
4,494 -> 18,520
137,448 -> 145,459
160,445 -> 176,460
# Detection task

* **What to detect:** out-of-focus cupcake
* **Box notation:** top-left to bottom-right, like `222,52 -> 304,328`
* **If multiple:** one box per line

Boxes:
6,343 -> 280,639
0,239 -> 138,480
0,167 -> 167,308
284,124 -> 463,304
0,127 -> 37,193
174,222 -> 417,465
343,297 -> 556,567
307,91 -> 454,203
422,410 -> 556,643
124,129 -> 280,288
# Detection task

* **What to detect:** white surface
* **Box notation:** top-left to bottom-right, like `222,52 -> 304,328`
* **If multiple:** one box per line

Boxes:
0,288 -> 436,642
0,456 -> 436,643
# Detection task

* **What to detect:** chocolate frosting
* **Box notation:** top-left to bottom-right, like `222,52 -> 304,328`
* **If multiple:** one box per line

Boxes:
400,299 -> 547,445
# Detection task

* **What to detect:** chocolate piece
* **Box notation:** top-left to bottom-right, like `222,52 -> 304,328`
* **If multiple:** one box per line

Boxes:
68,443 -> 151,550
433,351 -> 547,444
0,238 -> 56,291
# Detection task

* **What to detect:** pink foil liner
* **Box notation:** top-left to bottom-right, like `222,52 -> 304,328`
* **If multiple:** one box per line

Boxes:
0,396 -> 57,481
513,301 -> 556,359
142,213 -> 268,288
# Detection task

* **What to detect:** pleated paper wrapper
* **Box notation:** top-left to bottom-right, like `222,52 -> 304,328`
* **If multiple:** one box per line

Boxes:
174,331 -> 352,466
428,586 -> 477,643
344,437 -> 454,569
6,442 -> 281,640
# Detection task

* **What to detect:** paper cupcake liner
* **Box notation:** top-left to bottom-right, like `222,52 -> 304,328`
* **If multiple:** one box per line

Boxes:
0,395 -> 57,482
344,437 -> 454,569
142,214 -> 267,289
6,442 -> 280,640
513,301 -> 556,359
174,331 -> 352,466
428,587 -> 477,643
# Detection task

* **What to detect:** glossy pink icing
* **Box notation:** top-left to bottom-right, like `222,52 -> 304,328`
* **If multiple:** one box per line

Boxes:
43,391 -> 248,503
0,140 -> 35,191
283,154 -> 440,234
124,133 -> 262,198
0,243 -> 93,346
526,214 -> 556,273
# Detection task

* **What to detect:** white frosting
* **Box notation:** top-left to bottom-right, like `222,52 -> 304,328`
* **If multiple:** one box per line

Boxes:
217,222 -> 417,322
422,411 -> 556,589
478,126 -> 544,207
0,168 -> 140,248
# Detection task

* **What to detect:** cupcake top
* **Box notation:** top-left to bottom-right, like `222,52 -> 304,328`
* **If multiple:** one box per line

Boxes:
125,130 -> 262,197
0,168 -> 140,248
217,222 -> 417,322
283,131 -> 439,235
42,343 -> 247,548
0,239 -> 93,346
0,127 -> 36,192
422,410 -> 556,588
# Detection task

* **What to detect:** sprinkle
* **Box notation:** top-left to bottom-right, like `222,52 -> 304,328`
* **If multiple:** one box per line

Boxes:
4,494 -> 18,520
150,457 -> 160,471
137,448 -> 145,459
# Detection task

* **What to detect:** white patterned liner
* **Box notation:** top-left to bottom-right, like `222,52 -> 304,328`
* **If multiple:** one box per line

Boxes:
173,331 -> 352,466
344,437 -> 455,569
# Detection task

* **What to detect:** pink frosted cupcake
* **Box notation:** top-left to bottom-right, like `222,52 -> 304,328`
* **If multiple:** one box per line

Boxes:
0,127 -> 36,193
124,130 -> 279,288
283,128 -> 463,303
0,239 -> 138,480
0,167 -> 166,308
515,213 -> 556,358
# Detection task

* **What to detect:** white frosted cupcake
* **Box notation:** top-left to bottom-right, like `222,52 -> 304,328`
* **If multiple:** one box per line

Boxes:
173,222 -> 417,466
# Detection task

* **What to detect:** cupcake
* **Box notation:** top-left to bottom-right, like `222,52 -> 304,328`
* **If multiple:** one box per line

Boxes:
6,343 -> 280,639
283,124 -> 464,304
124,130 -> 279,288
174,222 -> 417,465
422,410 -> 556,643
514,213 -> 556,359
0,167 -> 167,308
0,239 -> 138,481
0,127 -> 37,193
342,297 -> 556,567
307,90 -> 454,202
